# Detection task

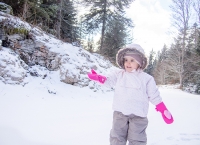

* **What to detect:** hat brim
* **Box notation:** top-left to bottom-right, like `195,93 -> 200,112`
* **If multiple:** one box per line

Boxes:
116,47 -> 147,70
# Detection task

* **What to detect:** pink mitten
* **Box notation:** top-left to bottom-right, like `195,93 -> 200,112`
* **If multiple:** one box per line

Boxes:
156,102 -> 174,124
87,69 -> 106,84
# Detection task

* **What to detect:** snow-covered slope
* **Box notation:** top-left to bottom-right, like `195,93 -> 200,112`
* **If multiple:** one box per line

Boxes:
0,12 -> 115,91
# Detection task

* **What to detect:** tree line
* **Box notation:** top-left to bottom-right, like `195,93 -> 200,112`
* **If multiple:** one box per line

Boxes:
145,0 -> 200,94
1,0 -> 134,64
2,0 -> 200,94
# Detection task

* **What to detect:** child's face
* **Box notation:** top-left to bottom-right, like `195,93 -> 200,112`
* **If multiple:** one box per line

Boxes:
124,56 -> 139,72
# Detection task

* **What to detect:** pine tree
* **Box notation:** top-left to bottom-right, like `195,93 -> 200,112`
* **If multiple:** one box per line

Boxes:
81,0 -> 133,51
195,28 -> 200,94
145,49 -> 155,76
60,0 -> 79,42
153,45 -> 176,85
40,0 -> 58,34
99,13 -> 133,63
196,30 -> 200,55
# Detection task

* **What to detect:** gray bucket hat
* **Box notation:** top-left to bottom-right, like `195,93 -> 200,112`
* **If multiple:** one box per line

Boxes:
116,44 -> 147,70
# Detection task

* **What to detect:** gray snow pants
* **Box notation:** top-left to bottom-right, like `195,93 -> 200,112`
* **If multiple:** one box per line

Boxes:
110,111 -> 148,145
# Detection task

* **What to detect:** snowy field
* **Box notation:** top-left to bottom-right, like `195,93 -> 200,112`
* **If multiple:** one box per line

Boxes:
0,71 -> 200,145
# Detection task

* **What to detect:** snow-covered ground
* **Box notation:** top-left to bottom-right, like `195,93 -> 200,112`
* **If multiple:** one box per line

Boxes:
0,71 -> 200,145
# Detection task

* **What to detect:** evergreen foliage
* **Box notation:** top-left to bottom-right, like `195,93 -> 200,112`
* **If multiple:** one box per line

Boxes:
145,49 -> 155,76
81,0 -> 134,52
99,14 -> 133,63
196,31 -> 200,55
39,1 -> 58,33
153,45 -> 174,85
60,0 -> 79,42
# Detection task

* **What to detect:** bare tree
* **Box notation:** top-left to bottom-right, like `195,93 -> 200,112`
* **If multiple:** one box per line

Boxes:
153,45 -> 179,85
193,0 -> 200,24
165,39 -> 184,85
170,0 -> 192,88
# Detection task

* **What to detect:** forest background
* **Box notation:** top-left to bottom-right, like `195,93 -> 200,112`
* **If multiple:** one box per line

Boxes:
0,0 -> 200,94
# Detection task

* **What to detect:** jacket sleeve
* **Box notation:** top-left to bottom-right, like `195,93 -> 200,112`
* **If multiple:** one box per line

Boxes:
103,69 -> 119,88
146,76 -> 162,105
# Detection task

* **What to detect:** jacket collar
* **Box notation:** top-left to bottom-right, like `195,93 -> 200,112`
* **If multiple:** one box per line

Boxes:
125,69 -> 142,73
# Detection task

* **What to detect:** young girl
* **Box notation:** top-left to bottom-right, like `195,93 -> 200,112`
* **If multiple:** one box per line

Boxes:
87,44 -> 174,145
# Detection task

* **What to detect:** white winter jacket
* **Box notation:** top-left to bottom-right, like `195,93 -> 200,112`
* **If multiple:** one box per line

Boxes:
104,69 -> 162,117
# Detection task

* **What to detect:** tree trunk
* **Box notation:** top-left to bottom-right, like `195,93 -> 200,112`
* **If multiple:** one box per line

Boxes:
57,0 -> 63,39
170,0 -> 191,89
193,0 -> 200,24
100,0 -> 107,51
22,0 -> 28,21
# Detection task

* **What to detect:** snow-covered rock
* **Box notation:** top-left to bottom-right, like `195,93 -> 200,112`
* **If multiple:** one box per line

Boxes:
0,2 -> 13,15
0,47 -> 27,84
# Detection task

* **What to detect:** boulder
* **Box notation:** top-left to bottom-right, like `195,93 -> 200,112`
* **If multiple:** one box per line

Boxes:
0,2 -> 13,15
0,48 -> 27,84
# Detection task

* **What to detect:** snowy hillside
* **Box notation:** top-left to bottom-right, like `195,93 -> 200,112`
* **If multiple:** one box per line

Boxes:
0,11 -> 115,92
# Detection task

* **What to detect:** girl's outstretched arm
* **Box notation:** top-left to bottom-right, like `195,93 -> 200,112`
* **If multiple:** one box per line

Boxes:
87,69 -> 106,84
87,69 -> 119,88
